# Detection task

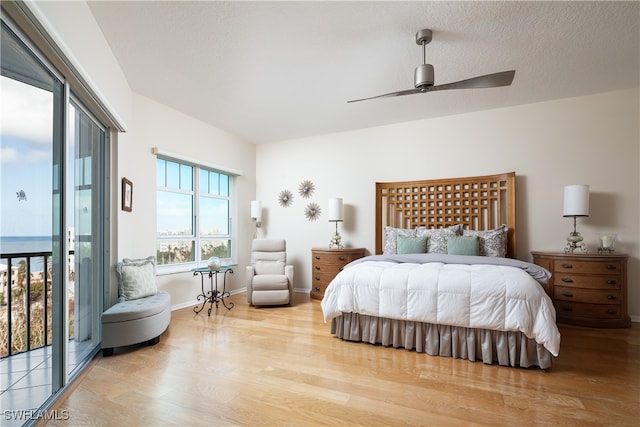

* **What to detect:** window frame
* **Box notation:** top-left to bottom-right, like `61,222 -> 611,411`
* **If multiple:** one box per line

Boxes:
155,153 -> 237,275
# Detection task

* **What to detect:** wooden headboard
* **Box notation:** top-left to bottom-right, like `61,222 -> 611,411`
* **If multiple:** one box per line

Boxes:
375,172 -> 516,258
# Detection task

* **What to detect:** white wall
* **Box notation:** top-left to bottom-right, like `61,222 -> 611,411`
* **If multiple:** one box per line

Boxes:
256,89 -> 640,320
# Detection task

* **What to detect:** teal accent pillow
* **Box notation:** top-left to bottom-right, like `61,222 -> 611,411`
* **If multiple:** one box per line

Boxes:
446,236 -> 479,256
396,235 -> 428,254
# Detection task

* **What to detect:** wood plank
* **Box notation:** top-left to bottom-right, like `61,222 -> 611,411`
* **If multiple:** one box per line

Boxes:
44,293 -> 640,426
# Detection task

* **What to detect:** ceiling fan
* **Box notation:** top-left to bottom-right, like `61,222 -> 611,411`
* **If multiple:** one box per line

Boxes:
347,29 -> 515,103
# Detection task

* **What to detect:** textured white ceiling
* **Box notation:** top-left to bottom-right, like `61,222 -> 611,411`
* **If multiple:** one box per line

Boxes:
87,1 -> 639,144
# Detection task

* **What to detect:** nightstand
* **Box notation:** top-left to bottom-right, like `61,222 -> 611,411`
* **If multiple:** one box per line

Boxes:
310,247 -> 366,300
532,251 -> 630,328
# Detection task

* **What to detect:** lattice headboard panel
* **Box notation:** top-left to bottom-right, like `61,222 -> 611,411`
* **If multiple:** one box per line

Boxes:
375,172 -> 516,258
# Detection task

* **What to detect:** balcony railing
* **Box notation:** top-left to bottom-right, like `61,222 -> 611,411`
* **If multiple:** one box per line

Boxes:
0,250 -> 74,359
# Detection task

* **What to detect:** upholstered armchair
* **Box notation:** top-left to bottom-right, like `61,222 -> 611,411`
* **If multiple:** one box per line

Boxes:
246,239 -> 294,306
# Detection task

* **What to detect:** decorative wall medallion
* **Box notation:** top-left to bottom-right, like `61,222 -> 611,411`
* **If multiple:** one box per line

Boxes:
304,202 -> 321,221
278,189 -> 293,207
298,180 -> 315,199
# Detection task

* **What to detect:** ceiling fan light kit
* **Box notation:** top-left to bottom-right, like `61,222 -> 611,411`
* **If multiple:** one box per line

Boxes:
348,28 -> 515,103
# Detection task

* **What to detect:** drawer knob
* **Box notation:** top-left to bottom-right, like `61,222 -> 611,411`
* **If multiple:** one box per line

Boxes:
315,276 -> 320,281
607,295 -> 617,300
315,256 -> 320,260
561,277 -> 573,283
607,309 -> 618,315
562,292 -> 574,298
607,280 -> 617,285
561,306 -> 573,312
606,264 -> 617,270
339,256 -> 346,261
315,266 -> 320,270
561,263 -> 573,269
315,287 -> 320,291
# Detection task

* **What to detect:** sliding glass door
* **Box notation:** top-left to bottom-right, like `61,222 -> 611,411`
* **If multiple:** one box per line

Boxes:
66,100 -> 105,376
1,15 -> 108,421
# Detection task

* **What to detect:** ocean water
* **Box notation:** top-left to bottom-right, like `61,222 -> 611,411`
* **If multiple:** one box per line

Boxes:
0,236 -> 52,255
0,236 -> 52,272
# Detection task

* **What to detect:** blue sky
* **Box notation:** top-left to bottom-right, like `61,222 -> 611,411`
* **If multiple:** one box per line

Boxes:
1,76 -> 54,237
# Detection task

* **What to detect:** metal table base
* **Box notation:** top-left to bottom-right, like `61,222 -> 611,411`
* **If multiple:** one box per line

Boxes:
192,267 -> 234,315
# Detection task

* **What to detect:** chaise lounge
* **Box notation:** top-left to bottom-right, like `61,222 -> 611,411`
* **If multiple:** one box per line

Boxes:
101,256 -> 170,356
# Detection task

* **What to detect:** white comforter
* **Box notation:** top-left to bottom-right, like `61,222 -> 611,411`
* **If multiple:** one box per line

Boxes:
321,255 -> 560,356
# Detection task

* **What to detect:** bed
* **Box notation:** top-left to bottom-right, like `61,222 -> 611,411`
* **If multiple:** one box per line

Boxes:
320,172 -> 560,369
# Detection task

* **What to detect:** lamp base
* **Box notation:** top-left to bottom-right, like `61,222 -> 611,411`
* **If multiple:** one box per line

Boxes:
564,231 -> 587,253
329,233 -> 343,249
329,220 -> 344,248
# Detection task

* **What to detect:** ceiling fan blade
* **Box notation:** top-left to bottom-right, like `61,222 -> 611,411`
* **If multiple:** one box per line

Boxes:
430,70 -> 515,92
348,70 -> 515,103
347,88 -> 423,103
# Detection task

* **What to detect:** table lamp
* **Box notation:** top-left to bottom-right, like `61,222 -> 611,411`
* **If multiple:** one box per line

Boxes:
328,198 -> 344,248
563,185 -> 589,253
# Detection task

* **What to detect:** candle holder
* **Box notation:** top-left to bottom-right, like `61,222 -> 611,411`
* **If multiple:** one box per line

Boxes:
597,233 -> 617,254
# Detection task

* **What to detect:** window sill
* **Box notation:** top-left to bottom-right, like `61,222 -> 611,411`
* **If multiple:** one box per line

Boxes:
156,261 -> 236,276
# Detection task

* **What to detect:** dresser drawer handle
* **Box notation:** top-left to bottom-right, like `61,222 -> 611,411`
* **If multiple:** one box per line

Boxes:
607,280 -> 616,285
607,309 -> 618,315
315,266 -> 320,270
338,256 -> 346,261
561,263 -> 573,269
315,256 -> 320,260
607,295 -> 617,300
561,306 -> 573,312
561,277 -> 573,283
606,264 -> 617,270
562,292 -> 574,298
315,287 -> 320,292
315,276 -> 320,281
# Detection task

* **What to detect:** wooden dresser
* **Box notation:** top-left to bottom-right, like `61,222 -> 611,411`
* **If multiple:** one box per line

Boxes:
532,251 -> 630,328
310,248 -> 366,300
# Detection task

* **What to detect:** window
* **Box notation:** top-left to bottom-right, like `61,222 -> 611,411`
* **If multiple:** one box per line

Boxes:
156,157 -> 234,271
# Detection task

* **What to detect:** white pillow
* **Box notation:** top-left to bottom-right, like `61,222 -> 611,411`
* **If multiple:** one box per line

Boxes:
116,256 -> 157,301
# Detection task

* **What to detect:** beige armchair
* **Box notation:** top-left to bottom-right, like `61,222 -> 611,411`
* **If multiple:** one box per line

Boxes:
246,239 -> 294,306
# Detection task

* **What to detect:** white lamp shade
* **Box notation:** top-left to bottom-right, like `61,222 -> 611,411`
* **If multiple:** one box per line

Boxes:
251,200 -> 262,219
328,198 -> 344,222
563,185 -> 589,217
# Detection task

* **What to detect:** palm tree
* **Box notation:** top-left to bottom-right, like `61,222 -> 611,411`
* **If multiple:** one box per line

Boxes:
16,259 -> 26,295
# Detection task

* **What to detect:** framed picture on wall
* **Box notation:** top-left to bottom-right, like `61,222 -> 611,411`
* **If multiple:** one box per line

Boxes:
122,177 -> 133,212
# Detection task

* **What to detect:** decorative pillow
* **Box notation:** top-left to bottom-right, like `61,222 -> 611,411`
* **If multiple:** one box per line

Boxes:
446,236 -> 480,256
116,256 -> 157,302
416,224 -> 463,254
254,260 -> 285,275
462,225 -> 508,257
396,235 -> 428,254
383,226 -> 416,254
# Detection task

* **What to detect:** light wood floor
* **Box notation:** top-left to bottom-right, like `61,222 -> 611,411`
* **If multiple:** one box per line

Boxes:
46,292 -> 639,426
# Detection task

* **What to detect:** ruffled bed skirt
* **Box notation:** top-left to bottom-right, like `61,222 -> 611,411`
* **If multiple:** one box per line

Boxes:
331,313 -> 552,369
